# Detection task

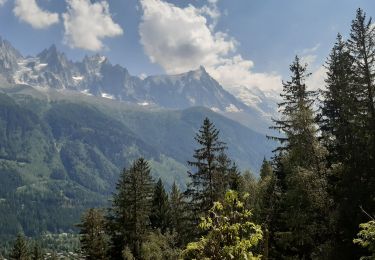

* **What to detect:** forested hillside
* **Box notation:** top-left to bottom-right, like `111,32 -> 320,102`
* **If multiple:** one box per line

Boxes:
0,88 -> 273,247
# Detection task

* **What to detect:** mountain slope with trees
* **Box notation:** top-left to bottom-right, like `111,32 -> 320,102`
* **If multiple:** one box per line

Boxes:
0,88 -> 273,243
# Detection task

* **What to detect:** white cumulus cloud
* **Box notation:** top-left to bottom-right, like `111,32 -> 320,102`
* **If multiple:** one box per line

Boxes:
301,54 -> 317,66
299,43 -> 327,91
63,0 -> 123,51
139,0 -> 282,92
306,65 -> 327,91
139,0 -> 235,74
13,0 -> 59,29
207,55 -> 281,93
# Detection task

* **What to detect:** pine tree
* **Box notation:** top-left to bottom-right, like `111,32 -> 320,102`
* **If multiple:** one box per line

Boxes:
321,9 -> 375,258
169,182 -> 188,245
241,170 -> 258,210
227,163 -> 243,192
216,152 -> 237,195
31,242 -> 44,260
9,234 -> 30,260
320,33 -> 357,163
150,178 -> 171,233
348,9 -> 375,185
78,208 -> 108,260
257,159 -> 276,222
320,32 -> 363,258
256,159 -> 278,260
259,158 -> 273,180
269,56 -> 330,258
185,117 -> 228,217
271,56 -> 320,169
348,8 -> 375,140
108,158 -> 154,259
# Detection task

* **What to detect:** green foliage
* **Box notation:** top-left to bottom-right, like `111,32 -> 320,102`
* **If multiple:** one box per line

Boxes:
255,160 -> 278,259
240,170 -> 258,209
9,234 -> 30,260
183,190 -> 263,260
186,118 -> 229,221
36,232 -> 80,254
269,56 -> 331,258
122,247 -> 135,260
77,208 -> 108,260
108,158 -> 154,258
259,158 -> 273,180
0,91 -> 270,242
140,230 -> 181,260
169,182 -> 189,246
354,220 -> 375,259
227,163 -> 243,192
150,179 -> 171,233
319,8 -> 375,258
320,33 -> 357,160
31,242 -> 44,260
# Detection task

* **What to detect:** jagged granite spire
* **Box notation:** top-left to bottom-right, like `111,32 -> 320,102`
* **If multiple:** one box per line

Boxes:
0,36 -> 22,76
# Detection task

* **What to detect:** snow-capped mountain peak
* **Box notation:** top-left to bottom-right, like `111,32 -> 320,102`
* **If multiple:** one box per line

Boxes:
0,37 -> 276,133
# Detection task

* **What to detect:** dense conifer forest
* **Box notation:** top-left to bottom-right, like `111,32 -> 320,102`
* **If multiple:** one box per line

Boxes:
3,7 -> 375,260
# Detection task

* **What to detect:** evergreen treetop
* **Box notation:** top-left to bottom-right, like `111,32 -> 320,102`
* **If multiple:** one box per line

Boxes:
9,234 -> 30,260
186,117 -> 228,215
150,178 -> 171,233
108,158 -> 154,259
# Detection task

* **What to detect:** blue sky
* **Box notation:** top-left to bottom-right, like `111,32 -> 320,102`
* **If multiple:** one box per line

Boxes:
1,0 -> 375,92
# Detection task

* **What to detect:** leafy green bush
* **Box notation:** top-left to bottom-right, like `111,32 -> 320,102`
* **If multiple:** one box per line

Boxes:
183,190 -> 263,260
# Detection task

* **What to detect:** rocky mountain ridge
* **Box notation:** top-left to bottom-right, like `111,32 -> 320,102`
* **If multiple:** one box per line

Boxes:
0,37 -> 278,133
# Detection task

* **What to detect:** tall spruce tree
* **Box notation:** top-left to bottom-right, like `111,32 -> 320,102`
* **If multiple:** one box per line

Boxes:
78,208 -> 108,260
348,9 -> 375,178
320,9 -> 375,258
169,182 -> 188,246
320,33 -> 357,163
150,178 -> 171,233
348,8 -> 375,142
270,56 -> 320,170
320,33 -> 362,258
227,163 -> 243,192
108,158 -> 154,259
256,159 -> 278,260
269,56 -> 330,258
9,234 -> 30,260
216,152 -> 237,195
185,118 -> 228,217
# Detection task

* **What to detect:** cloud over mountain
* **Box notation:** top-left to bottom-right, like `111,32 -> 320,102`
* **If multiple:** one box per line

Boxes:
139,0 -> 281,92
62,0 -> 123,51
13,0 -> 59,29
139,0 -> 235,74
